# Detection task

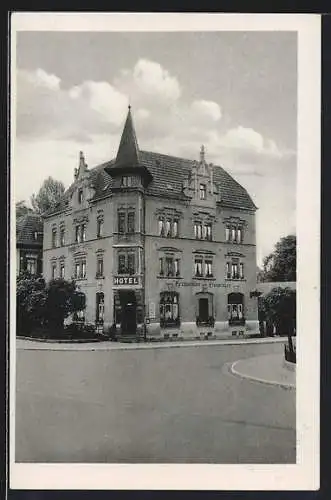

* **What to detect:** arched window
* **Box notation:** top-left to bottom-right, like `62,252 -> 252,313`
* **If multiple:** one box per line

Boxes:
227,293 -> 245,326
73,292 -> 86,323
160,292 -> 180,328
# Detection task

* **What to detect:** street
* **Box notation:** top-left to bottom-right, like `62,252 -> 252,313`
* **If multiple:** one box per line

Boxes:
15,342 -> 295,463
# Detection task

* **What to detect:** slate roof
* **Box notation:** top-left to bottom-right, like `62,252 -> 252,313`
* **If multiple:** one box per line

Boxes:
46,150 -> 256,217
16,213 -> 43,246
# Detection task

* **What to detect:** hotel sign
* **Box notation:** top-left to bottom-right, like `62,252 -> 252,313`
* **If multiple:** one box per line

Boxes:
113,276 -> 141,286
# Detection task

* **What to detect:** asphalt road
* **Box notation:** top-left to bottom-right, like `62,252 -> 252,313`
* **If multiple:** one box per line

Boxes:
15,342 -> 295,463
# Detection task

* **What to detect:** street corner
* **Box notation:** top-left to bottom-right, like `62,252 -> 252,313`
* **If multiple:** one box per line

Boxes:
230,353 -> 296,389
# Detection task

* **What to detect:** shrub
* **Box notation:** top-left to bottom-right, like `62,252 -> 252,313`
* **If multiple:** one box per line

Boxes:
260,287 -> 296,336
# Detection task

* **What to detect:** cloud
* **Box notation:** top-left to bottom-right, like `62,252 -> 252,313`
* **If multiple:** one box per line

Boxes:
16,69 -> 128,140
132,58 -> 181,101
20,68 -> 61,91
69,80 -> 128,126
191,100 -> 222,122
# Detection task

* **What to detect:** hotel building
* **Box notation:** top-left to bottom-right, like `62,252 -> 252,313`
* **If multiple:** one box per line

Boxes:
43,107 -> 259,339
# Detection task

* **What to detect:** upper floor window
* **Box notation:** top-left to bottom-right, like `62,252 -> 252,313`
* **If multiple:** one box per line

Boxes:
75,259 -> 86,279
194,258 -> 203,277
51,228 -> 57,248
194,222 -> 212,241
118,212 -> 126,233
75,223 -> 86,243
127,212 -> 135,233
226,259 -> 244,280
199,183 -> 206,200
226,224 -> 244,244
78,189 -> 83,204
158,256 -> 180,277
60,227 -> 65,246
121,176 -> 134,187
60,262 -> 65,279
158,216 -> 179,238
96,255 -> 104,278
97,218 -> 104,238
194,256 -> 214,278
118,210 -> 135,234
118,251 -> 136,275
205,259 -> 213,277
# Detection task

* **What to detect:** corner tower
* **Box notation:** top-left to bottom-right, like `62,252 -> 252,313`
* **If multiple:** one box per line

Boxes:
106,107 -> 152,337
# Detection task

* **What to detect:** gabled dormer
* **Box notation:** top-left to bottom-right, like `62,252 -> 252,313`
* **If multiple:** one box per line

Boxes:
105,106 -> 153,188
183,145 -> 218,209
71,151 -> 96,210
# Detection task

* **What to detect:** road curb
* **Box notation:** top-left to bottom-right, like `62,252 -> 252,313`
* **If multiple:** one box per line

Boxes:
230,359 -> 296,390
17,337 -> 287,351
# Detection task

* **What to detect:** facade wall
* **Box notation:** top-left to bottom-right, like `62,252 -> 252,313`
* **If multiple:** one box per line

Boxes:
144,195 -> 258,338
43,197 -> 116,327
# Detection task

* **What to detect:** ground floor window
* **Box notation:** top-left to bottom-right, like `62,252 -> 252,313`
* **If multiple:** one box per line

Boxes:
160,291 -> 180,328
96,292 -> 104,323
228,292 -> 245,326
73,292 -> 86,323
51,262 -> 57,279
26,258 -> 37,275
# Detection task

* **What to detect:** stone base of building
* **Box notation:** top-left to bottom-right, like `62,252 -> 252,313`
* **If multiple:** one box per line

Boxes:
145,320 -> 260,341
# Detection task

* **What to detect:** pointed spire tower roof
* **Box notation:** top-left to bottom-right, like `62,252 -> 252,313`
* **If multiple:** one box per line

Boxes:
115,105 -> 140,168
105,106 -> 153,186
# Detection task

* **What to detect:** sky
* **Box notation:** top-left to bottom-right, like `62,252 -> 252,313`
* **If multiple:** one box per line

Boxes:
14,30 -> 297,265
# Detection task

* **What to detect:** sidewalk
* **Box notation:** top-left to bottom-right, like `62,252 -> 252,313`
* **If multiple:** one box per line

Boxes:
230,353 -> 295,389
16,336 -> 287,351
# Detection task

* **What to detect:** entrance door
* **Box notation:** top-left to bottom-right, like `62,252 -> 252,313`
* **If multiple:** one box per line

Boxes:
119,290 -> 137,335
199,298 -> 209,323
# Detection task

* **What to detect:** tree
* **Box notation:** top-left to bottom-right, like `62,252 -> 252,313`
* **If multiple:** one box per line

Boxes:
44,279 -> 86,331
16,200 -> 33,218
16,273 -> 47,334
261,235 -> 296,282
16,275 -> 86,336
31,177 -> 65,215
261,287 -> 296,336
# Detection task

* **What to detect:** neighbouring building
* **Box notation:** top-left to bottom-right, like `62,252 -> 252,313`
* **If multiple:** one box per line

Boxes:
43,107 -> 259,339
16,213 -> 43,275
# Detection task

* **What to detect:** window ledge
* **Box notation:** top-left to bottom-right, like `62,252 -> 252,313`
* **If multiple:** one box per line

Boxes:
95,275 -> 105,279
193,276 -> 216,281
229,319 -> 246,326
74,277 -> 87,282
225,278 -> 246,282
194,239 -> 213,242
158,275 -> 182,279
